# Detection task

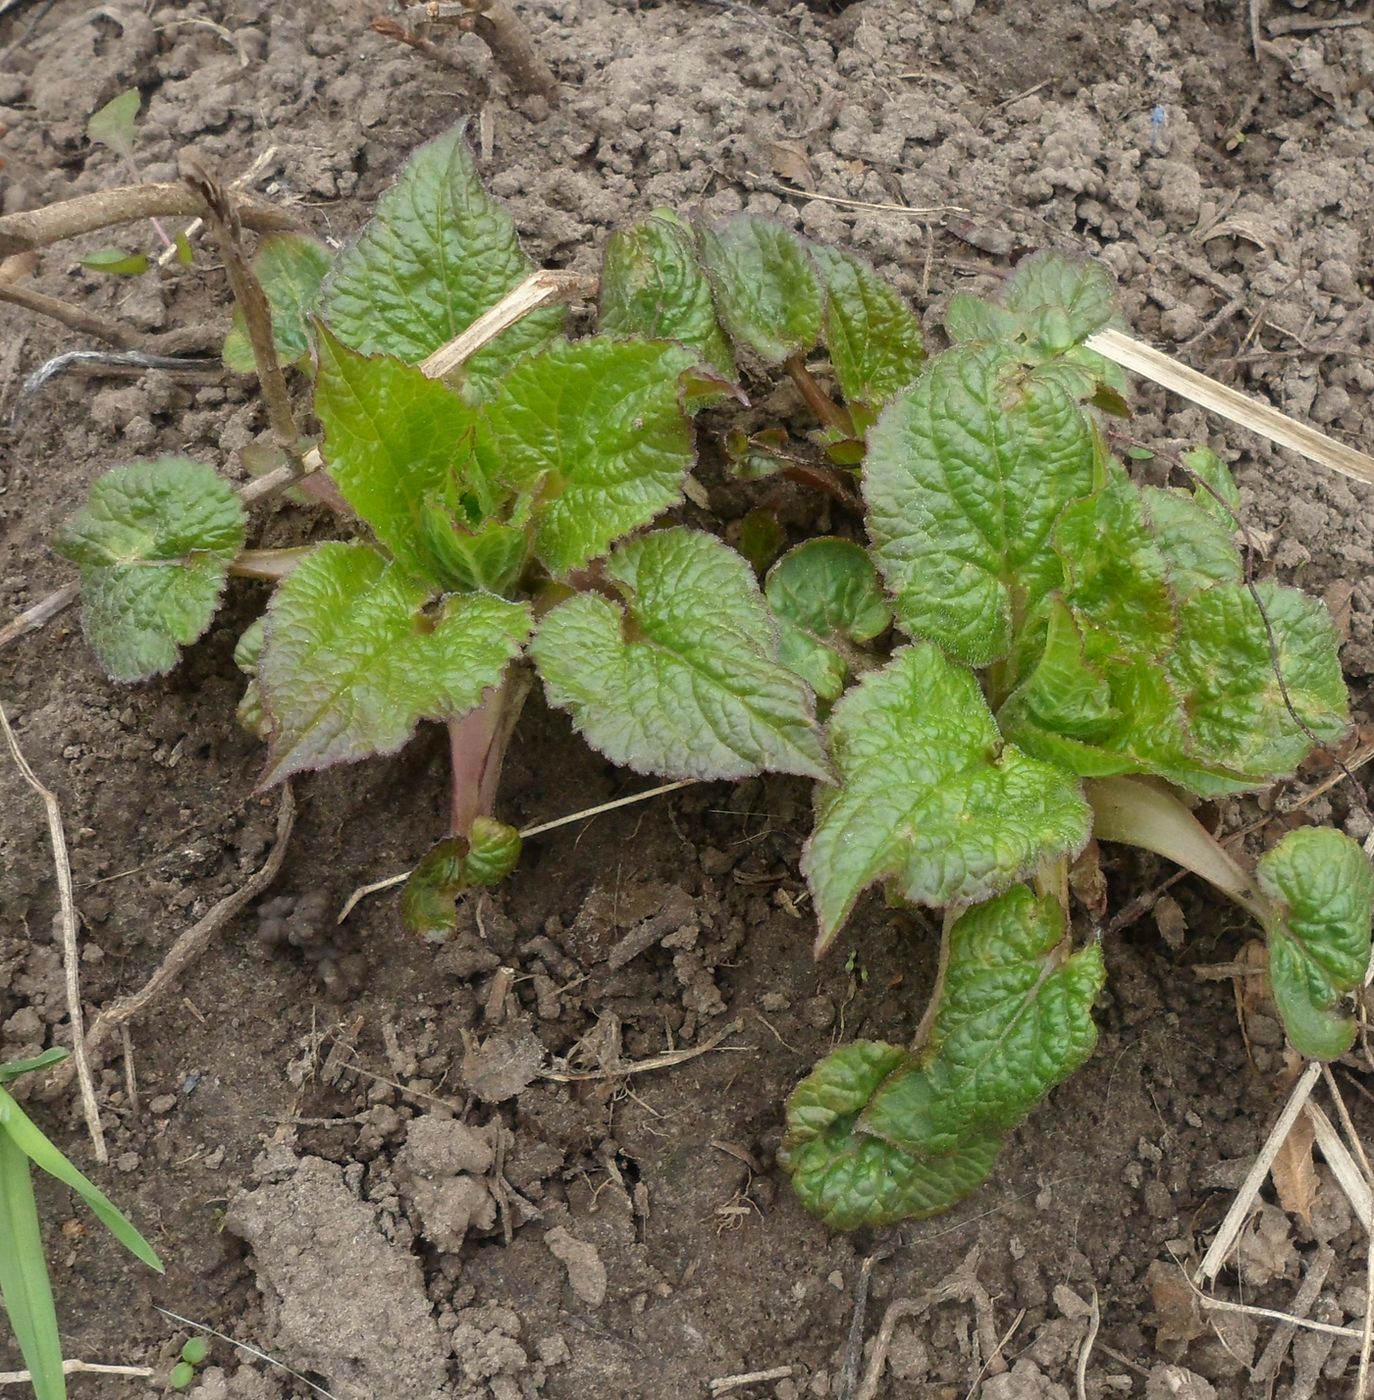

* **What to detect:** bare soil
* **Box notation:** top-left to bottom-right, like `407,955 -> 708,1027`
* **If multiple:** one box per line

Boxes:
2,0 -> 1374,1396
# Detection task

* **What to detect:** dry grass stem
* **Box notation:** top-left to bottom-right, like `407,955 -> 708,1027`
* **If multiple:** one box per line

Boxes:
541,1018 -> 749,1082
1087,328 -> 1374,488
0,699 -> 105,1160
157,144 -> 280,267
1305,1101 -> 1372,1232
744,171 -> 967,218
0,1360 -> 154,1384
1075,1286 -> 1101,1400
1195,1059 -> 1322,1283
335,778 -> 699,924
708,1366 -> 794,1395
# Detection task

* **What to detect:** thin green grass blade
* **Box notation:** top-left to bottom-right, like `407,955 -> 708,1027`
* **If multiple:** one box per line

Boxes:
0,1127 -> 66,1400
0,1090 -> 162,1272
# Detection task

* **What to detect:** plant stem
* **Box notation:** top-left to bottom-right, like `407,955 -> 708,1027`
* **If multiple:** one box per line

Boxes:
784,354 -> 853,436
1085,775 -> 1267,920
228,547 -> 316,581
447,668 -> 532,838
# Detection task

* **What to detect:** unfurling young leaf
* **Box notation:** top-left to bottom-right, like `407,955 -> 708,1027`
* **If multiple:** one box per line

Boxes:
765,538 -> 890,703
694,215 -> 824,366
321,121 -> 563,393
531,528 -> 830,782
859,886 -> 1105,1155
599,212 -> 735,378
257,542 -> 530,785
1001,250 -> 1117,351
223,234 -> 332,373
777,1041 -> 1003,1229
403,818 -> 523,942
1256,827 -> 1374,1059
475,337 -> 700,575
52,458 -> 247,683
803,644 -> 1091,951
808,244 -> 924,428
864,343 -> 1100,666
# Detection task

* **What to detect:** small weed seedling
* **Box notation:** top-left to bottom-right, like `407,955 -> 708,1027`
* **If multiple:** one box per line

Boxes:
0,1051 -> 162,1398
48,120 -> 1373,1228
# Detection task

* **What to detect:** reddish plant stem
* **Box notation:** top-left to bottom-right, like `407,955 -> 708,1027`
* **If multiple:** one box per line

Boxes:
781,463 -> 863,513
447,668 -> 532,837
785,354 -> 853,436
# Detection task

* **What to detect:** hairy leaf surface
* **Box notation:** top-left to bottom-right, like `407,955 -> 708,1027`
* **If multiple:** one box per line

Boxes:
258,543 -> 529,784
778,1042 -> 1001,1229
321,121 -> 562,390
803,644 -> 1091,950
403,819 -> 523,942
53,458 -> 246,682
764,539 -> 890,703
809,244 -> 924,426
531,528 -> 829,781
1257,827 -> 1374,1059
695,215 -> 823,365
860,886 -> 1104,1154
865,343 -> 1099,665
476,337 -> 699,575
599,212 -> 734,377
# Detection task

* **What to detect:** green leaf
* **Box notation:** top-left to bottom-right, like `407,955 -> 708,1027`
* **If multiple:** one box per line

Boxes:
531,528 -> 830,782
233,619 -> 270,740
694,215 -> 823,366
859,887 -> 1104,1154
864,343 -> 1100,665
945,293 -> 1023,345
476,337 -> 699,575
174,230 -> 194,269
0,1129 -> 63,1400
1002,250 -> 1116,351
81,248 -> 149,277
0,1085 -> 162,1271
778,1042 -> 1002,1229
181,1338 -> 208,1367
52,458 -> 247,683
223,234 -> 332,373
86,87 -> 139,157
764,539 -> 890,703
415,512 -> 529,596
803,644 -> 1091,950
0,1050 -> 69,1084
599,212 -> 735,378
1257,828 -> 1374,1059
1142,485 -> 1244,599
320,120 -> 562,393
258,543 -> 530,785
402,818 -> 523,942
735,508 -> 786,575
313,327 -> 488,582
809,244 -> 924,426
1182,446 -> 1242,525
169,1362 -> 195,1389
1167,581 -> 1348,789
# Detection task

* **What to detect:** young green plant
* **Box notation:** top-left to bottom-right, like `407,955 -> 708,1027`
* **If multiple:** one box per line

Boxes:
0,1050 -> 162,1400
49,118 -> 1373,1230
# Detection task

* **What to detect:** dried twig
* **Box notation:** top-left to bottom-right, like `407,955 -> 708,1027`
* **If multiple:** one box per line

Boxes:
0,699 -> 105,1161
708,1367 -> 794,1396
0,279 -> 145,350
540,1018 -> 749,1082
835,1250 -> 891,1400
0,580 -> 81,653
414,0 -> 558,104
43,786 -> 295,1097
0,183 -> 299,257
744,171 -> 966,218
1074,1286 -> 1100,1400
1250,1244 -> 1335,1385
183,158 -> 304,481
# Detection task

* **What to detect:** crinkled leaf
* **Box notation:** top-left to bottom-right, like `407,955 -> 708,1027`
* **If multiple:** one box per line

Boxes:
1182,446 -> 1242,525
599,212 -> 734,378
804,644 -> 1091,950
415,512 -> 529,595
809,243 -> 924,427
694,215 -> 823,366
476,338 -> 699,575
1142,485 -> 1243,598
52,458 -> 246,682
402,818 -> 522,942
945,293 -> 1023,344
1167,581 -> 1348,789
321,120 -> 562,392
778,1042 -> 1001,1229
864,343 -> 1100,665
860,886 -> 1104,1154
1002,250 -> 1116,351
313,327 -> 488,582
224,234 -> 332,373
1257,827 -> 1374,1059
531,528 -> 829,782
258,542 -> 530,785
765,539 -> 890,703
